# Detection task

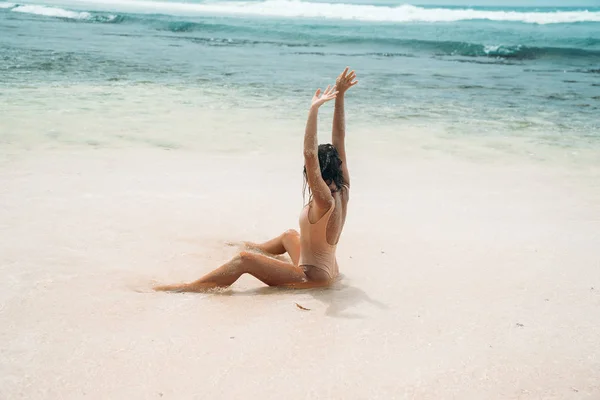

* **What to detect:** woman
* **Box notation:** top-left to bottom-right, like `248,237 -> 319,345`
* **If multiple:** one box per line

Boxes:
154,68 -> 357,292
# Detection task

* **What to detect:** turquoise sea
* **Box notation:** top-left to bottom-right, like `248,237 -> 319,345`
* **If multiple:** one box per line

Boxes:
1,0 -> 599,145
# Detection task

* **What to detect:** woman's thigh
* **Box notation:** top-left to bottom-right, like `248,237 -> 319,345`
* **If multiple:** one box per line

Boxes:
281,229 -> 301,266
241,251 -> 307,286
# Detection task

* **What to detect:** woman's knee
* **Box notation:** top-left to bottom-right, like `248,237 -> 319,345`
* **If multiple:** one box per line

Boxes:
238,251 -> 255,261
283,229 -> 299,240
237,251 -> 257,271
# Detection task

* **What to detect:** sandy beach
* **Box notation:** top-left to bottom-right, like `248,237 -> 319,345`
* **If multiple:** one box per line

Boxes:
1,85 -> 599,398
3,0 -> 600,394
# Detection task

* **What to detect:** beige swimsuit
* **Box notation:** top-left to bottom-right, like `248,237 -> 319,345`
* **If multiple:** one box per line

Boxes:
298,202 -> 339,281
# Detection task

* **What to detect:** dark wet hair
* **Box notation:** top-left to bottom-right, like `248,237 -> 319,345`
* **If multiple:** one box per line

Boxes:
303,144 -> 345,203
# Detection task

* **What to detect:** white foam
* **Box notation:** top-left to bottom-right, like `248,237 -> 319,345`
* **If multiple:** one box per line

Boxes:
12,4 -> 92,19
25,0 -> 600,24
484,45 -> 501,53
0,2 -> 16,8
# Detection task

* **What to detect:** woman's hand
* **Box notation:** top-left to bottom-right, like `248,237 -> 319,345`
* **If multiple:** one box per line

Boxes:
311,85 -> 338,109
335,67 -> 358,94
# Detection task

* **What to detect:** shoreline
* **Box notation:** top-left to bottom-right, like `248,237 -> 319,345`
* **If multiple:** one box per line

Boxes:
1,83 -> 599,165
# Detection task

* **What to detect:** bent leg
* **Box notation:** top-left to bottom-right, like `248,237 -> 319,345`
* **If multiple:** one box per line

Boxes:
246,229 -> 301,265
239,251 -> 307,286
154,251 -> 307,292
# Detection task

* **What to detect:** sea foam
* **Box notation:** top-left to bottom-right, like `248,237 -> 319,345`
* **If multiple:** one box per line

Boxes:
10,4 -> 117,21
10,0 -> 600,24
12,4 -> 92,19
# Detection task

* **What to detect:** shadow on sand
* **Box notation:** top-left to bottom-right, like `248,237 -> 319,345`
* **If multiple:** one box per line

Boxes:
219,275 -> 388,319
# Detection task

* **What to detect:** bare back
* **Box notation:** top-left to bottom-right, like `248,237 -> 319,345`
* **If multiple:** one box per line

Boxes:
306,185 -> 349,246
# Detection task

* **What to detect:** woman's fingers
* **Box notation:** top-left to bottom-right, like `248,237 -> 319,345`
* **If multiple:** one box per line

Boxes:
312,82 -> 343,105
325,87 -> 338,96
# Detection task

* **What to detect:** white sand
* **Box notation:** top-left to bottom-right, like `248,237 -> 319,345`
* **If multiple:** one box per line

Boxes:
1,86 -> 599,399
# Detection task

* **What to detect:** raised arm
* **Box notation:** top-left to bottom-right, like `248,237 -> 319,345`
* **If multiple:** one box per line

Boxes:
332,67 -> 357,187
304,85 -> 338,209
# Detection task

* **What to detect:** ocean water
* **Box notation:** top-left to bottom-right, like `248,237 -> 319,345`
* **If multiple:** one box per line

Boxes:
1,0 -> 599,148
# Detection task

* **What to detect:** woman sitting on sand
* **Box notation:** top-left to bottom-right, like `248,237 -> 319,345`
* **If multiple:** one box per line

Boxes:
154,68 -> 357,292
